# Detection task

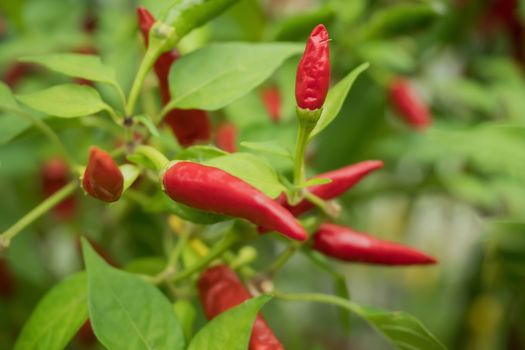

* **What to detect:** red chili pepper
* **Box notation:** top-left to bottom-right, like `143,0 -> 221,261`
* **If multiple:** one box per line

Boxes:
137,7 -> 211,146
82,147 -> 123,203
41,157 -> 76,220
163,162 -> 307,241
313,223 -> 436,265
215,122 -> 237,153
0,258 -> 14,299
284,161 -> 383,217
198,265 -> 284,350
388,78 -> 432,129
76,319 -> 97,346
295,24 -> 330,111
261,87 -> 281,123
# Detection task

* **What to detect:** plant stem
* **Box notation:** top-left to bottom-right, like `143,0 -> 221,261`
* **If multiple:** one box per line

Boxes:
151,231 -> 190,284
134,145 -> 170,172
272,291 -> 358,313
266,242 -> 301,277
171,233 -> 239,283
125,45 -> 163,117
0,181 -> 77,249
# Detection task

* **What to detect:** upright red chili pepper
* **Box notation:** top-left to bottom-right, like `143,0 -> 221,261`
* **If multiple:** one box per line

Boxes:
198,265 -> 284,350
295,24 -> 330,111
284,161 -> 383,217
313,223 -> 436,265
137,7 -> 211,146
261,87 -> 282,123
163,162 -> 307,241
388,78 -> 432,129
41,157 -> 76,220
0,258 -> 14,299
215,122 -> 237,153
82,147 -> 123,203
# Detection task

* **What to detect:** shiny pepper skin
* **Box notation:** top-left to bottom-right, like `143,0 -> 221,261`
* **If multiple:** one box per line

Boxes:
137,7 -> 211,146
82,147 -> 123,202
41,158 -> 76,220
388,78 -> 432,129
313,223 -> 436,265
215,122 -> 237,153
295,24 -> 330,110
283,160 -> 383,217
163,162 -> 307,241
198,265 -> 284,350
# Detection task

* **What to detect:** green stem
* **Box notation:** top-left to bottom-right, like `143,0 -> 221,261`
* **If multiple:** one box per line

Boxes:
293,121 -> 310,188
267,242 -> 301,277
134,145 -> 170,172
151,231 -> 190,285
272,291 -> 359,313
125,45 -> 163,117
0,181 -> 77,249
303,191 -> 339,218
171,233 -> 239,283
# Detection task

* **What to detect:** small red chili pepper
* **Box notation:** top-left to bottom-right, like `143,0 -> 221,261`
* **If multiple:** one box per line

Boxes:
313,223 -> 437,265
198,265 -> 284,350
0,258 -> 14,299
261,87 -> 282,123
137,7 -> 211,146
284,160 -> 383,217
82,147 -> 123,203
295,24 -> 330,111
215,122 -> 237,153
41,157 -> 76,220
388,78 -> 432,129
163,162 -> 307,241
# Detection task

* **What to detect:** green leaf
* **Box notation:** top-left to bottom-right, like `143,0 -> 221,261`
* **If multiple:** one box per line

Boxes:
173,300 -> 196,341
310,63 -> 369,138
270,5 -> 335,41
14,272 -> 88,350
167,42 -> 303,110
187,295 -> 272,350
136,115 -> 160,137
204,152 -> 286,198
120,164 -> 141,192
16,84 -> 110,118
162,0 -> 241,40
175,145 -> 228,162
240,141 -> 293,159
351,304 -> 446,350
0,82 -> 19,111
0,113 -> 31,145
298,177 -> 331,189
20,54 -> 119,87
82,238 -> 185,350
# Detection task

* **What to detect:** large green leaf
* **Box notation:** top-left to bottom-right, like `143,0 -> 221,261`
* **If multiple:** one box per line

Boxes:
16,84 -> 110,118
82,238 -> 185,350
204,152 -> 286,198
310,63 -> 369,138
187,295 -> 271,350
166,42 -> 303,110
0,82 -> 19,111
351,304 -> 446,350
14,272 -> 88,350
20,54 -> 119,87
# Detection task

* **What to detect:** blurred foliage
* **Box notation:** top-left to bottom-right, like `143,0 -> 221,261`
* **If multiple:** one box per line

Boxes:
1,0 -> 525,349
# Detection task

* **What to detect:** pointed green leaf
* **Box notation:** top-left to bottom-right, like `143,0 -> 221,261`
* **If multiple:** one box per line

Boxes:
16,84 -> 110,118
167,42 -> 303,110
240,141 -> 293,159
82,238 -> 185,350
187,295 -> 272,350
310,63 -> 369,138
20,54 -> 119,86
14,272 -> 88,350
120,164 -> 140,192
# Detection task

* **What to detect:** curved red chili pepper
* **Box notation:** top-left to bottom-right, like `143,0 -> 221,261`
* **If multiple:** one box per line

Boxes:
295,24 -> 330,110
215,122 -> 237,153
285,160 -> 383,217
137,7 -> 211,146
41,157 -> 76,220
163,162 -> 307,241
198,265 -> 284,350
313,223 -> 436,265
82,147 -> 123,203
0,258 -> 14,299
388,78 -> 432,129
261,87 -> 281,123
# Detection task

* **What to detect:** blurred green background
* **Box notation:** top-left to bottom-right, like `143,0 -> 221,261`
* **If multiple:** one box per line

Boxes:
1,0 -> 525,349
